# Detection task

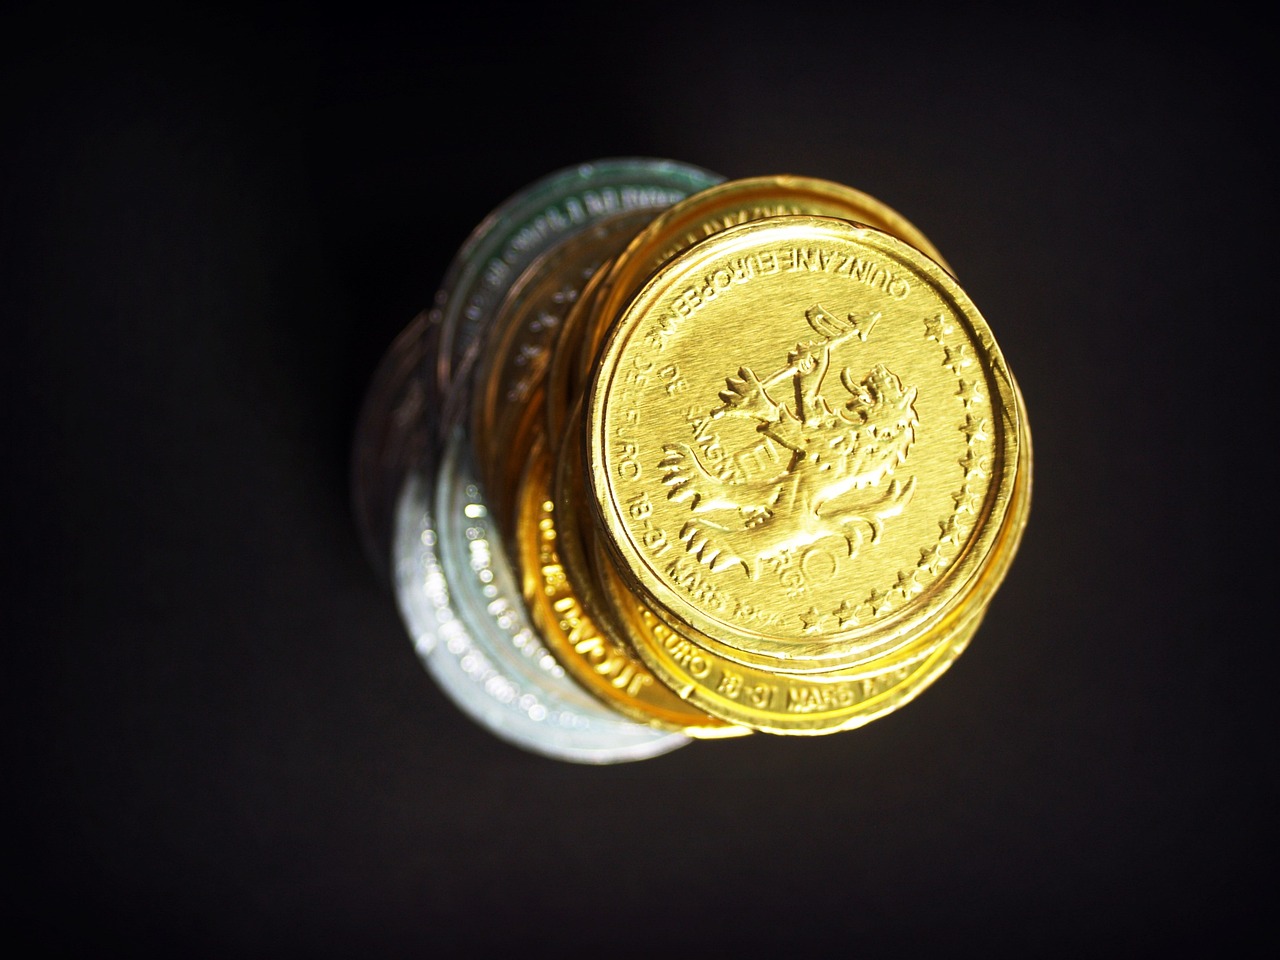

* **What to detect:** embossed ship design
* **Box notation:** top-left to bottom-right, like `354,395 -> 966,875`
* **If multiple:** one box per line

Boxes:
660,304 -> 918,582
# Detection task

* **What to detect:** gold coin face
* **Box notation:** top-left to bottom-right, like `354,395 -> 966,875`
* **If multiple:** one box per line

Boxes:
578,175 -> 954,386
587,215 -> 1023,673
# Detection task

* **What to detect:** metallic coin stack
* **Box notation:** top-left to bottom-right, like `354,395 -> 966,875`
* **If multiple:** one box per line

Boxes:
353,158 -> 1032,762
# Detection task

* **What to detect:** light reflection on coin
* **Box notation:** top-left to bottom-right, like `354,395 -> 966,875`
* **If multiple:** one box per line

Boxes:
586,476 -> 992,735
603,571 -> 988,735
544,253 -> 613,459
379,158 -> 729,764
393,454 -> 690,763
576,174 -> 955,385
588,392 -> 1032,684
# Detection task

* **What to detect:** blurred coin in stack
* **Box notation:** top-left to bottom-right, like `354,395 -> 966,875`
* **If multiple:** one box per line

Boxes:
470,206 -> 661,538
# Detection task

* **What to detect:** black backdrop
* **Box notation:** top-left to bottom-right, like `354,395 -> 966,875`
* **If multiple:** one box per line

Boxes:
6,4 -> 1273,955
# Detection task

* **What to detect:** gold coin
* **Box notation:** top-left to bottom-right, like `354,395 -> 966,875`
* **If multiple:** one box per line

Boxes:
553,398 -> 633,640
514,431 -> 748,737
586,215 -> 1026,675
576,175 -> 954,381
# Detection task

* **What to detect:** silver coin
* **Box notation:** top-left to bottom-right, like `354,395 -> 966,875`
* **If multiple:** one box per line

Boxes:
431,157 -> 722,420
352,309 -> 439,581
394,462 -> 690,764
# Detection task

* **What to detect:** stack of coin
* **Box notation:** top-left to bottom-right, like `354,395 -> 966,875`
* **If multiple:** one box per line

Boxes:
353,158 -> 1032,762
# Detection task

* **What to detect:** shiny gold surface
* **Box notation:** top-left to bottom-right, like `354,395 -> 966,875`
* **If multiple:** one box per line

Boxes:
586,363 -> 1031,733
587,215 -> 1024,673
625,421 -> 1027,733
577,175 -> 953,380
610,387 -> 1032,678
572,419 -> 952,736
596,546 -> 987,734
514,432 -> 748,737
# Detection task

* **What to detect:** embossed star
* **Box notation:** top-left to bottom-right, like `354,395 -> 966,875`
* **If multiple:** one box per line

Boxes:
924,314 -> 951,342
942,344 -> 972,373
865,587 -> 892,616
938,515 -> 963,544
834,600 -> 859,627
961,414 -> 990,443
894,569 -> 920,599
800,606 -> 825,632
959,449 -> 989,477
952,487 -> 979,515
955,378 -> 984,406
918,546 -> 947,575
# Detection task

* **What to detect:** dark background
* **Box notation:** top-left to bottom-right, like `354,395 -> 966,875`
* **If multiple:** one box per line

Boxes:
6,4 -> 1273,955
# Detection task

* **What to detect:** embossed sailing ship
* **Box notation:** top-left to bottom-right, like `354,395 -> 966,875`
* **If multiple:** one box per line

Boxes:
660,304 -> 918,582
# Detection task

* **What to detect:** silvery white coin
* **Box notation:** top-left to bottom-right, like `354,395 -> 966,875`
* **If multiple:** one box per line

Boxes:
394,466 -> 689,764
